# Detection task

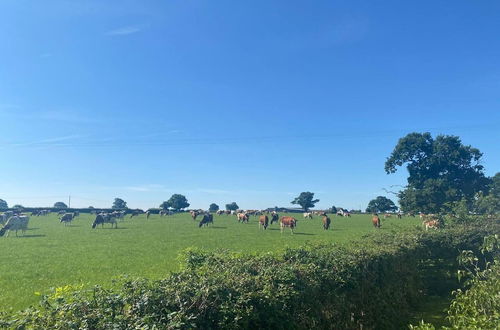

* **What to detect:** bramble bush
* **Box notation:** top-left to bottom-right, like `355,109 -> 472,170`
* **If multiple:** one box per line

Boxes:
1,222 -> 498,329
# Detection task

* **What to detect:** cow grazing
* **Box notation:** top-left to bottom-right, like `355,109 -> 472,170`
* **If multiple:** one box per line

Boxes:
190,210 -> 199,221
259,215 -> 269,230
92,214 -> 117,229
237,213 -> 249,223
423,219 -> 439,231
372,214 -> 381,228
303,212 -> 313,219
384,213 -> 392,219
322,216 -> 331,230
270,213 -> 279,225
60,213 -> 74,226
0,215 -> 30,237
146,211 -> 151,219
216,210 -> 224,215
397,213 -> 402,219
199,213 -> 213,227
280,216 -> 297,234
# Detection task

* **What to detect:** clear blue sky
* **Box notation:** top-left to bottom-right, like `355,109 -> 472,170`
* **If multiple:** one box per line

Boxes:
0,0 -> 499,210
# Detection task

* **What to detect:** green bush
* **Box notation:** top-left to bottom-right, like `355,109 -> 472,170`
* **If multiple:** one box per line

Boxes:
1,224 -> 497,329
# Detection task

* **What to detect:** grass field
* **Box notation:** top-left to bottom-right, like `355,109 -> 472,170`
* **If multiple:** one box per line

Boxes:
0,212 -> 423,311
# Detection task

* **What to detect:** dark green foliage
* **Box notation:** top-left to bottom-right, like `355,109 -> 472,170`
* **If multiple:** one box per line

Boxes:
366,196 -> 398,213
0,199 -> 7,209
385,133 -> 490,213
225,202 -> 239,211
291,192 -> 319,211
12,204 -> 24,209
161,194 -> 190,211
2,223 -> 496,329
209,203 -> 219,212
331,206 -> 337,213
53,202 -> 67,209
112,198 -> 127,209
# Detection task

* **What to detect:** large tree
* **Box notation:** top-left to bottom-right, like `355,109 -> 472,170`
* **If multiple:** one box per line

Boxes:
366,196 -> 398,213
291,192 -> 319,211
474,172 -> 500,215
161,194 -> 190,211
0,199 -> 7,209
54,202 -> 68,209
385,133 -> 490,213
225,202 -> 239,211
112,198 -> 128,209
209,203 -> 219,212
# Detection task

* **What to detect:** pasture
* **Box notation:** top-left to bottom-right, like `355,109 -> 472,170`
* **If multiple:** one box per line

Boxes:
0,212 -> 422,311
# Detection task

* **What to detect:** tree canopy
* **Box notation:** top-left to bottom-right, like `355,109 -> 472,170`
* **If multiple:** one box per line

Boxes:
161,194 -> 190,211
112,198 -> 128,209
209,203 -> 219,212
0,199 -> 7,209
53,202 -> 68,209
330,206 -> 337,214
366,196 -> 398,213
385,133 -> 489,213
225,202 -> 239,211
13,204 -> 24,209
291,192 -> 319,211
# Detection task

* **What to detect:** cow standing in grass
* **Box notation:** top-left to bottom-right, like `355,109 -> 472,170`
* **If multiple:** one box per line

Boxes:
92,213 -> 118,229
270,213 -> 279,225
60,213 -> 74,226
199,213 -> 213,227
372,214 -> 381,228
280,216 -> 297,234
322,215 -> 331,230
237,212 -> 249,223
0,215 -> 30,237
258,215 -> 269,230
190,210 -> 199,221
303,212 -> 313,219
423,219 -> 439,230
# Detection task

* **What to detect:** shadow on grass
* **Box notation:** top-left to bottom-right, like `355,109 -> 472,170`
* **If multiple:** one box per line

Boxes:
17,234 -> 46,238
293,232 -> 316,236
209,226 -> 227,229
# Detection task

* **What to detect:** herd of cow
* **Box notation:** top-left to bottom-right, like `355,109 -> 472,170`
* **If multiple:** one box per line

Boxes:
0,209 -> 440,237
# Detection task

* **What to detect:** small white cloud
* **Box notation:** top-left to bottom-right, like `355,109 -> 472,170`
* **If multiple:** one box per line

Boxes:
106,26 -> 142,36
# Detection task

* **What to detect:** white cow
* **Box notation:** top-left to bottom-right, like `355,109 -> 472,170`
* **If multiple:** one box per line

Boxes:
0,215 -> 30,237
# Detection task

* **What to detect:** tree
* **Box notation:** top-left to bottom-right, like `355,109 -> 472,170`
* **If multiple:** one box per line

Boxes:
385,133 -> 490,213
161,194 -> 190,211
225,202 -> 239,211
209,203 -> 219,212
0,199 -> 7,209
13,204 -> 24,209
366,196 -> 398,213
330,206 -> 337,214
54,202 -> 67,209
112,198 -> 128,209
291,192 -> 319,211
474,172 -> 500,215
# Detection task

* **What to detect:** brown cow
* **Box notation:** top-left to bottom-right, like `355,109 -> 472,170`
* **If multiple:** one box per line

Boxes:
280,216 -> 297,234
190,210 -> 199,221
423,219 -> 439,230
372,214 -> 381,228
238,213 -> 249,223
322,215 -> 331,230
259,215 -> 269,230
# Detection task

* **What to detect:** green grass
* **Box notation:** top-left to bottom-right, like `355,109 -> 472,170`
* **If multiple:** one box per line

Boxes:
0,212 -> 422,311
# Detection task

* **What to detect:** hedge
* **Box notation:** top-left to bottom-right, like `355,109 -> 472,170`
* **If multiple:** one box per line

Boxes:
0,222 -> 498,329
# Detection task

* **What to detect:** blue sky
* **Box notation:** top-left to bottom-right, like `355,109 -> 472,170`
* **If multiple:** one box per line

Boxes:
0,0 -> 499,210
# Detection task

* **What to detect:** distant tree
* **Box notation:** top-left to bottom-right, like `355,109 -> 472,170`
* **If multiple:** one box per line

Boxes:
291,192 -> 319,211
366,196 -> 398,213
13,204 -> 24,209
53,202 -> 67,209
209,203 -> 219,212
225,202 -> 239,211
88,206 -> 94,209
330,206 -> 337,214
112,198 -> 128,209
162,194 -> 190,211
0,199 -> 7,209
385,133 -> 490,213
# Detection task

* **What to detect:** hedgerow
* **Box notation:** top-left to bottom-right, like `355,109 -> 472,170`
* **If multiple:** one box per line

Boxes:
1,222 -> 497,329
